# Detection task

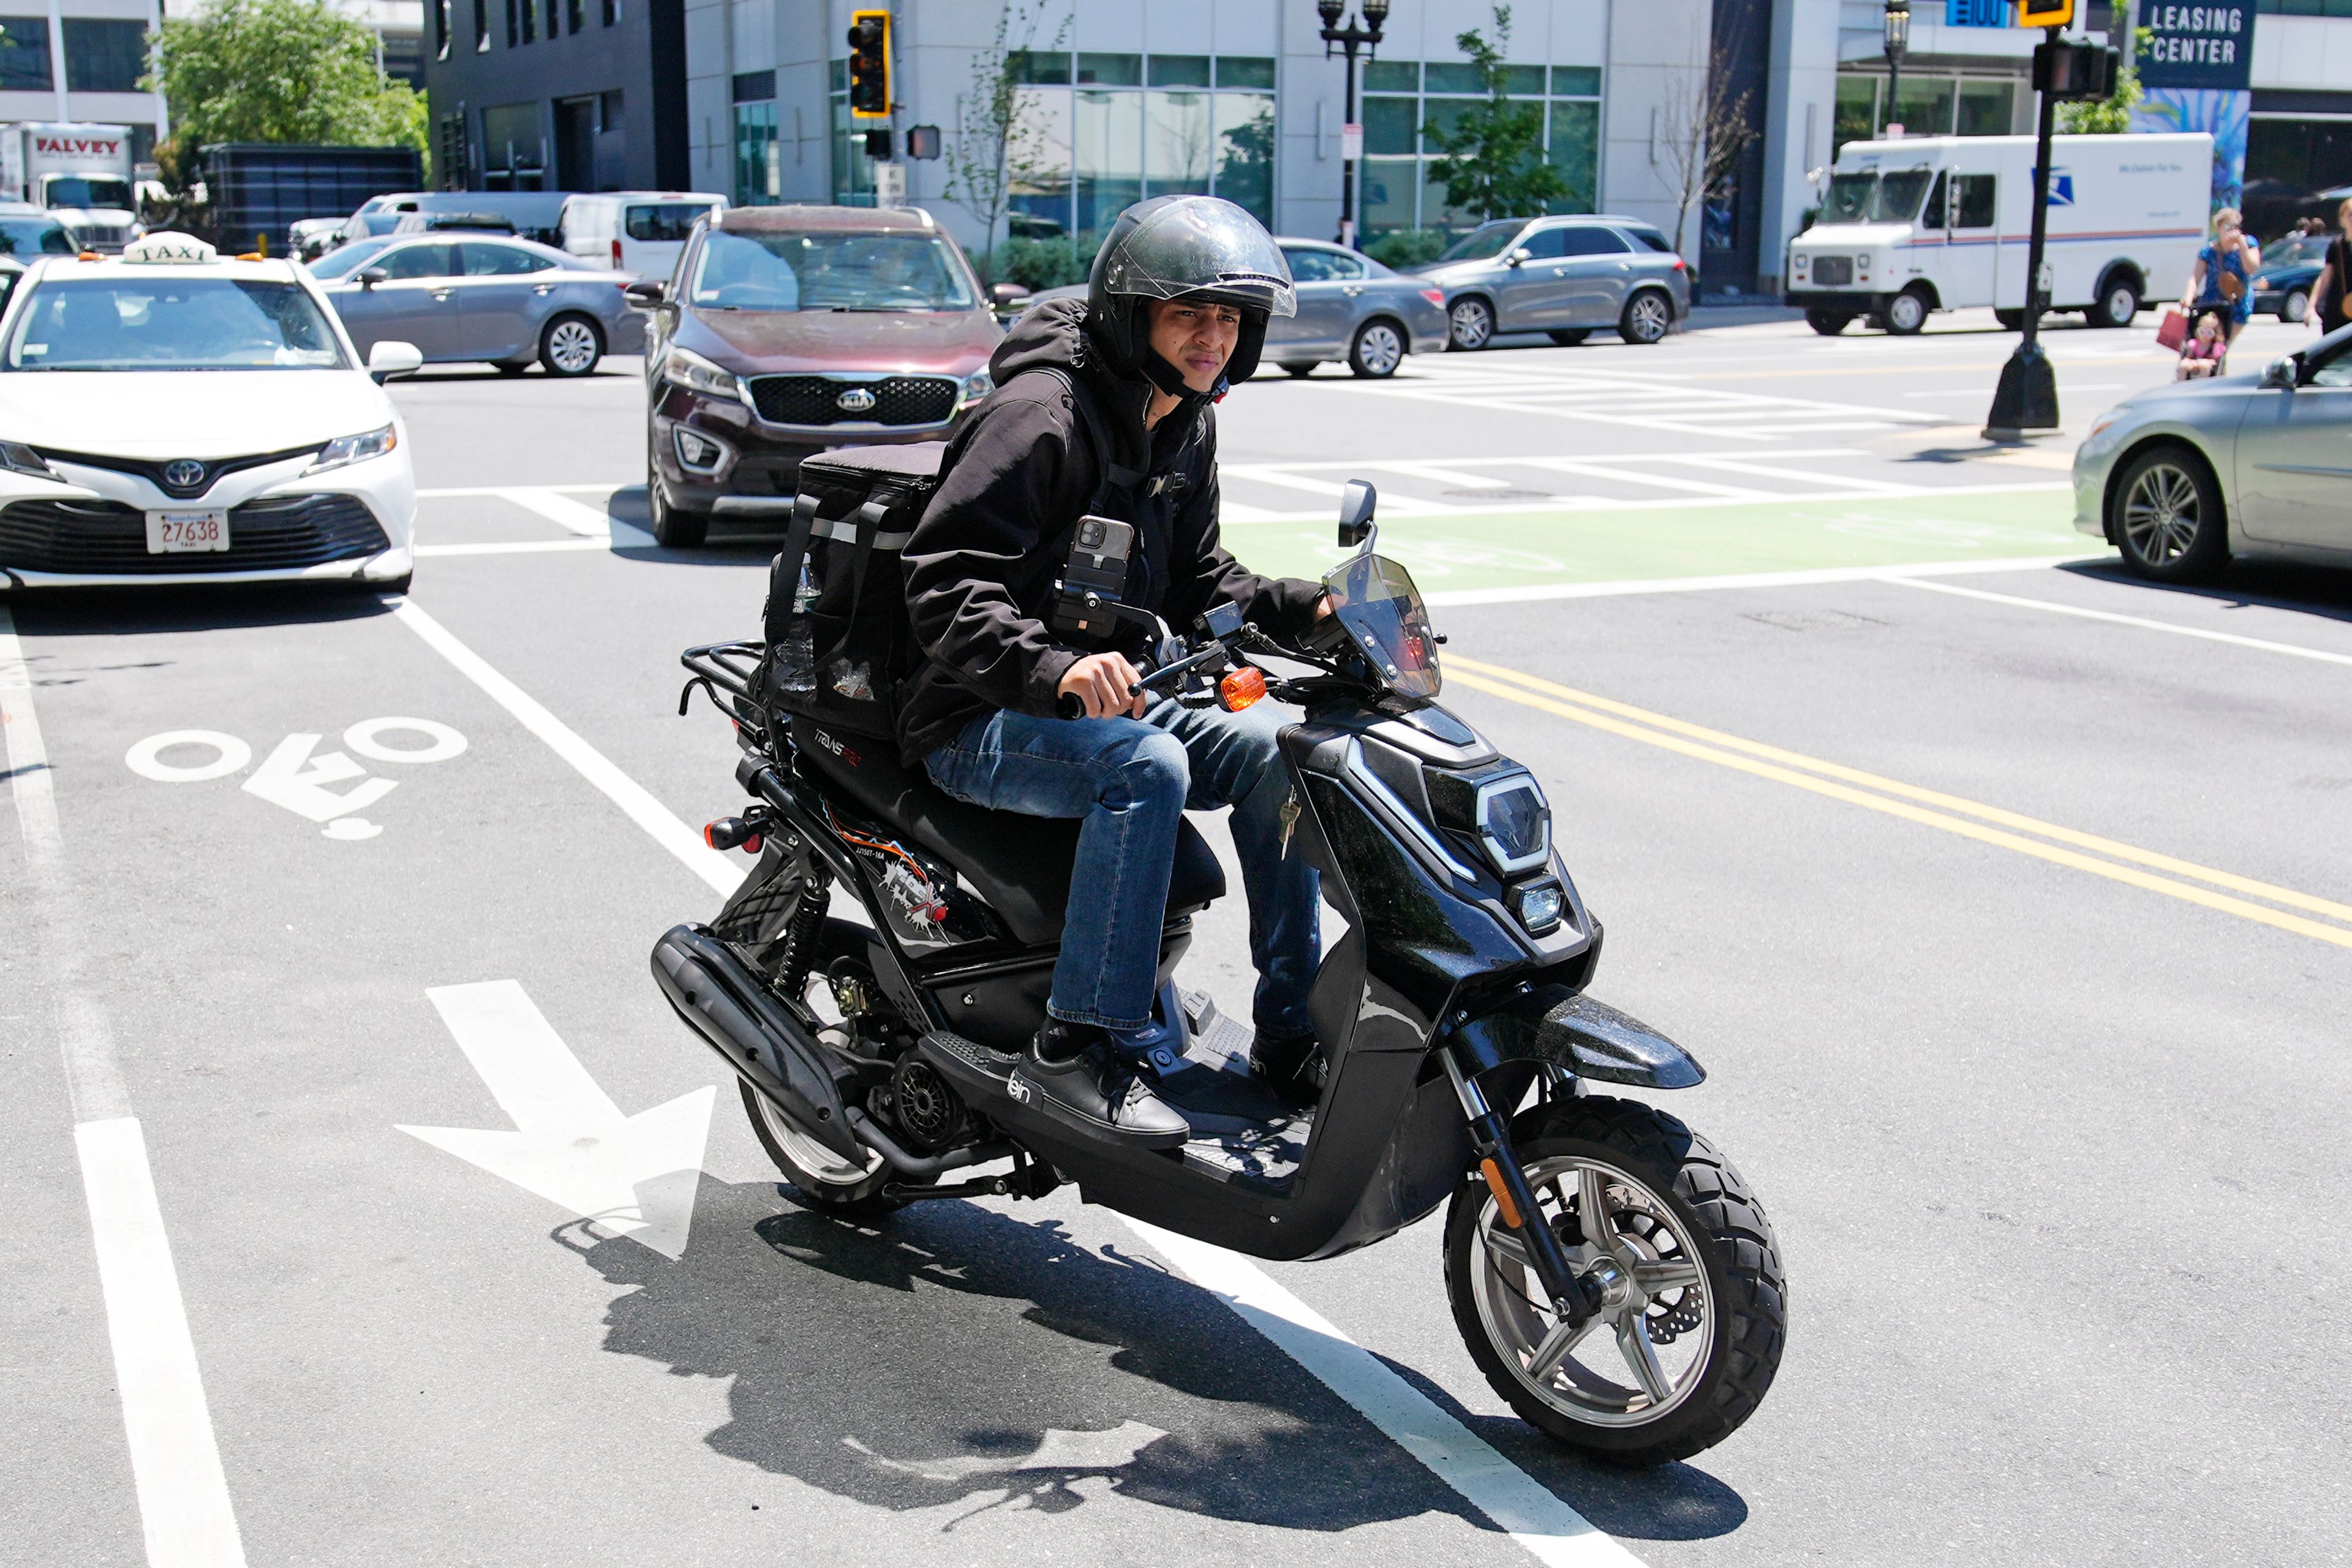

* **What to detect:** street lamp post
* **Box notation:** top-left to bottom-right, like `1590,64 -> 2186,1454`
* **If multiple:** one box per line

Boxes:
1983,23 -> 2068,442
1882,0 -> 1910,137
1318,0 -> 1388,249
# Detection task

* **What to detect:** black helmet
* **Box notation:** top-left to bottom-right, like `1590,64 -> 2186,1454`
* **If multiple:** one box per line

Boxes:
1085,195 -> 1296,393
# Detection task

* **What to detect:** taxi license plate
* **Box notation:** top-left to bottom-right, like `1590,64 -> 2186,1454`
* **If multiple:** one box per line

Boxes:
145,509 -> 231,554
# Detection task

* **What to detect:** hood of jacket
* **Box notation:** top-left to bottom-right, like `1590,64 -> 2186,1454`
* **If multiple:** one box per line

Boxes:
989,296 -> 1212,472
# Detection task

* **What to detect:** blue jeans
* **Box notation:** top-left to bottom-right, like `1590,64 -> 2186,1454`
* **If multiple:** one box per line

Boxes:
926,698 -> 1320,1037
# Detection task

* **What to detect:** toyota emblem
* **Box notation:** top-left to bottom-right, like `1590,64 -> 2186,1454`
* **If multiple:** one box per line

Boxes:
834,386 -> 878,414
163,459 -> 207,489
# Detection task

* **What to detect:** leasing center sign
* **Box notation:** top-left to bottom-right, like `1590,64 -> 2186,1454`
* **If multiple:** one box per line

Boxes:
2137,5 -> 2255,91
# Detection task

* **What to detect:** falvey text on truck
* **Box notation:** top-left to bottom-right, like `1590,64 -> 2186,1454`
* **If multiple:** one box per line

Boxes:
0,123 -> 142,252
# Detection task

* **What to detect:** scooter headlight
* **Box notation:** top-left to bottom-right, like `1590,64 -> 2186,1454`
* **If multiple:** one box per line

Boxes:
1507,878 -> 1567,933
1474,773 -> 1551,877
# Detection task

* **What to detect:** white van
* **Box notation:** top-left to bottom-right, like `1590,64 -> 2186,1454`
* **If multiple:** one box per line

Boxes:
559,192 -> 727,277
1785,132 -> 2211,335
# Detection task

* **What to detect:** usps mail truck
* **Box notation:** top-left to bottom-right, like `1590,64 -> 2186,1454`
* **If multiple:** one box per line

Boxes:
1784,132 -> 2211,335
0,122 -> 141,251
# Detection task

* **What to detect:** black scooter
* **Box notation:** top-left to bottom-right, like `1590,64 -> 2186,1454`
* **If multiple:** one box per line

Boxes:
652,483 -> 1785,1466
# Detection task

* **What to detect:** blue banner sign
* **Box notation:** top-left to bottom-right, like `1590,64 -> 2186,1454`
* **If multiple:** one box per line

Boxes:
2139,4 -> 2255,92
1945,0 -> 2008,24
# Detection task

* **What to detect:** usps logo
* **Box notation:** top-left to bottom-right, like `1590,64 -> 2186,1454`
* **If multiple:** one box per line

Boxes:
2046,170 -> 2075,206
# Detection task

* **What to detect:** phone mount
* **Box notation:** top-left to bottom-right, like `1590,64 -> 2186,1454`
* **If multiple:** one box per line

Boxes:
1050,514 -> 1136,642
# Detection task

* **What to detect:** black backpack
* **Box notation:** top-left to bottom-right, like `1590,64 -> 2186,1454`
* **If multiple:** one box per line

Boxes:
758,367 -> 1158,742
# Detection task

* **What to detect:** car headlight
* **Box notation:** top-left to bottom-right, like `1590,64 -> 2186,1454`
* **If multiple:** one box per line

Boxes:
663,345 -> 747,403
958,370 -> 993,406
304,423 -> 397,475
0,440 -> 60,481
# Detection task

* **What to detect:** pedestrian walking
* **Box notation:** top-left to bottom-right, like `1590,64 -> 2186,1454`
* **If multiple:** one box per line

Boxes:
2307,197 -> 2352,337
2179,207 -> 2260,347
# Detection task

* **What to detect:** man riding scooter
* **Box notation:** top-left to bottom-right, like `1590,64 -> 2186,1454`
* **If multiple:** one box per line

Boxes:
900,196 -> 1330,1148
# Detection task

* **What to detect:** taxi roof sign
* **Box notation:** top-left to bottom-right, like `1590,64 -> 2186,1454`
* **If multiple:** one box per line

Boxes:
121,232 -> 217,264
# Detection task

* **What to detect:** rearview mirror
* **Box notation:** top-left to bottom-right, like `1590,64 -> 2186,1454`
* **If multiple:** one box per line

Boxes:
2260,355 -> 2300,390
1336,479 -> 1377,548
367,339 -> 423,382
622,278 -> 667,309
355,266 -> 388,289
1506,247 -> 1531,267
990,281 -> 1031,307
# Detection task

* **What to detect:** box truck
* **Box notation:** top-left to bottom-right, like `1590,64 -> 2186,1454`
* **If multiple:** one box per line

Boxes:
0,122 -> 141,251
1784,132 -> 2212,336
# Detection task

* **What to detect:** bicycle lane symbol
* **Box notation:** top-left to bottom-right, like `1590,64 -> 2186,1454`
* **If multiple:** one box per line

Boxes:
124,718 -> 468,840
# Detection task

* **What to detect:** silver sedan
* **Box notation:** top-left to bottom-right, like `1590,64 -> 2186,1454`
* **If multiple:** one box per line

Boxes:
310,234 -> 644,377
2073,323 -> 2352,581
1025,238 -> 1449,380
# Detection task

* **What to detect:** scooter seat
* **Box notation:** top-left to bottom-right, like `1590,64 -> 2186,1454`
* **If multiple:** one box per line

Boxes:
790,717 -> 1227,947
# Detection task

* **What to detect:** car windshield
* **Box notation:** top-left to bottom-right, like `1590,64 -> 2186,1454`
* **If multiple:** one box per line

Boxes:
688,228 -> 976,311
44,176 -> 130,210
2262,233 -> 2329,267
1434,223 -> 1525,264
3,277 -> 350,371
1323,551 -> 1441,701
1820,169 -> 1934,224
307,236 -> 395,277
0,217 -> 75,257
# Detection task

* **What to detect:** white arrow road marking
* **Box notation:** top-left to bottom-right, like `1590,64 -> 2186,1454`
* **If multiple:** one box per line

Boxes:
239,733 -> 398,824
399,981 -> 715,1260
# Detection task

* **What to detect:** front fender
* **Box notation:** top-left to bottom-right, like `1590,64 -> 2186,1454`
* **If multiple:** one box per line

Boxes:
1447,984 -> 1705,1090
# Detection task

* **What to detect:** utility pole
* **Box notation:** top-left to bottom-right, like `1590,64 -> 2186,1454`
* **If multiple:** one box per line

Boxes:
1317,0 -> 1388,250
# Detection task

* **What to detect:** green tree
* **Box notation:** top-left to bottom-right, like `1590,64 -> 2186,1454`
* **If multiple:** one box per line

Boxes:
941,1 -> 1068,284
2056,28 -> 2147,135
1422,7 -> 1566,222
148,0 -> 427,158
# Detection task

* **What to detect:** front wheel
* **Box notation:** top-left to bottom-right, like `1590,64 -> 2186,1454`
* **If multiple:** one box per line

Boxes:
1447,296 -> 1495,351
1349,318 -> 1406,377
1883,287 -> 1930,336
2283,287 -> 2310,324
1619,290 -> 1673,345
1445,1096 -> 1785,1466
2112,443 -> 2228,582
539,314 -> 603,377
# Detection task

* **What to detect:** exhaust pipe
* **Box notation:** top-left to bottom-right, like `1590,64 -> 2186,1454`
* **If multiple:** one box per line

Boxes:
650,924 -> 864,1164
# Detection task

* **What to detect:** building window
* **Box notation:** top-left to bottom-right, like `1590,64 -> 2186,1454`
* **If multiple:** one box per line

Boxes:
519,0 -> 533,44
0,16 -> 52,91
1833,72 -> 2019,156
437,111 -> 471,190
601,89 -> 623,130
434,0 -> 450,59
381,31 -> 423,88
475,0 -> 488,52
506,0 -> 519,46
1000,51 -> 1278,240
1359,59 -> 1602,240
481,102 -> 545,189
545,0 -> 559,38
734,72 -> 778,206
603,0 -> 617,21
567,0 -> 582,32
64,18 -> 146,92
828,59 -> 876,207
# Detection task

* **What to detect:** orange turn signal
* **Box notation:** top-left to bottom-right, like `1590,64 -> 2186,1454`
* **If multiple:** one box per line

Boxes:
1480,1158 -> 1523,1229
1218,666 -> 1266,712
77,250 -> 99,260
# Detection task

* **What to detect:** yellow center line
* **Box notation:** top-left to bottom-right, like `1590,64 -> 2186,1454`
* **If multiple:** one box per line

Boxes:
1443,663 -> 2352,954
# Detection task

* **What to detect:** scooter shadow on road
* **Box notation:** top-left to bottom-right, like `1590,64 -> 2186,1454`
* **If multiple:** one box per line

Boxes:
556,1175 -> 1746,1542
2,582 -> 398,638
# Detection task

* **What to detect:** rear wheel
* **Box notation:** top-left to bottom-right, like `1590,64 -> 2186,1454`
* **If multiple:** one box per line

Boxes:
1547,328 -> 1592,347
741,1082 -> 903,1216
539,314 -> 603,377
2283,287 -> 2310,324
1994,307 -> 2027,331
1446,1096 -> 1785,1466
1804,309 -> 1853,336
1349,318 -> 1406,377
1883,286 -> 1931,336
2112,443 -> 2228,583
1447,296 -> 1495,351
1619,289 -> 1673,345
1278,361 -> 1317,377
2091,276 -> 2141,328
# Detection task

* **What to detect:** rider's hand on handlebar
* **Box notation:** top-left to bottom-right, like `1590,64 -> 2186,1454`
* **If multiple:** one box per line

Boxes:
1058,652 -> 1149,719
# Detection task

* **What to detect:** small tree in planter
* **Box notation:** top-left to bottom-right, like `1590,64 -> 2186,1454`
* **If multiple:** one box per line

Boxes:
1422,7 -> 1567,224
941,1 -> 1068,285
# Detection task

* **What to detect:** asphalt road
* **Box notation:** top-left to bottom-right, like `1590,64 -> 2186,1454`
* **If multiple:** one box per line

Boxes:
7,304 -> 2350,1568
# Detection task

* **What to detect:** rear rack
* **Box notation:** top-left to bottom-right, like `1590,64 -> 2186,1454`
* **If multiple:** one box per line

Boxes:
678,640 -> 771,745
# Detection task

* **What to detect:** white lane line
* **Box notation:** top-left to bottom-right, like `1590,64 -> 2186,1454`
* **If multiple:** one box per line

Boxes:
414,602 -> 1641,1567
78,1118 -> 249,1568
1217,447 -> 1867,472
1517,458 -> 1774,500
1134,1222 -> 1645,1568
1367,459 -> 1521,489
1885,575 -> 2352,667
1422,554 -> 2106,606
391,598 -> 743,895
415,538 -> 614,558
1,605 -> 249,1568
1665,456 -> 1917,494
1218,478 -> 2073,527
492,487 -> 619,538
417,483 -> 624,497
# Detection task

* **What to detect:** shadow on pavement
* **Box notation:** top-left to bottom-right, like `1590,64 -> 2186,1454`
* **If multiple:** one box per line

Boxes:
605,485 -> 790,563
2056,556 -> 2352,625
561,1176 -> 1747,1542
4,582 -> 397,641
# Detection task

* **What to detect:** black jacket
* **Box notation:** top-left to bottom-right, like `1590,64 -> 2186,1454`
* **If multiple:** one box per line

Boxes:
896,298 -> 1323,764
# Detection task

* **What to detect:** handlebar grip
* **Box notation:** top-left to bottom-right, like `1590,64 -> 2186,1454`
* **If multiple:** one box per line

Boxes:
1056,692 -> 1086,720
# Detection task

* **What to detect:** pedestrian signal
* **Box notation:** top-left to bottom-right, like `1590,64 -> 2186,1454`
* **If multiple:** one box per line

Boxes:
847,10 -> 891,119
2015,0 -> 2073,24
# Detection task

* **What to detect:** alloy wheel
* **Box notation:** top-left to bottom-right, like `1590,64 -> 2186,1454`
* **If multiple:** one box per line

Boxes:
1466,1153 -> 1715,1427
546,318 -> 600,375
750,1091 -> 885,1189
1449,298 -> 1494,350
1623,292 -> 1672,344
2121,461 -> 2204,566
1352,321 -> 1404,377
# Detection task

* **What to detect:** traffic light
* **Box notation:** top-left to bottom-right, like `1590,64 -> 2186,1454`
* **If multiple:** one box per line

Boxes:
846,10 -> 891,120
2015,0 -> 2073,23
2032,37 -> 2117,99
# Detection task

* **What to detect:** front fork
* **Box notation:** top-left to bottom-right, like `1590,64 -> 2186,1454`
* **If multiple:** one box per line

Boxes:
1439,1045 -> 1603,1329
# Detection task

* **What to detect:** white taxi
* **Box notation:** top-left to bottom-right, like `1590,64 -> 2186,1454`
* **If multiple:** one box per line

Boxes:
0,232 -> 424,592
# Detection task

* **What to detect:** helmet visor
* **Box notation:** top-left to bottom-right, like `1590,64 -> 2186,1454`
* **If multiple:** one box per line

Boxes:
1098,196 -> 1297,318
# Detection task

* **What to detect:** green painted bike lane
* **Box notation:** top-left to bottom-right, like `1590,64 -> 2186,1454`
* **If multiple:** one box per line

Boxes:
1226,485 -> 2100,595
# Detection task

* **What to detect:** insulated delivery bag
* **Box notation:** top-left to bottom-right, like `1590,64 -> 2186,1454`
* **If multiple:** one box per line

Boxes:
761,442 -> 946,741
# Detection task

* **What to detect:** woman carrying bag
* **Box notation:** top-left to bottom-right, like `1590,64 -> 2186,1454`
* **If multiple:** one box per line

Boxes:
2308,197 -> 2352,337
2180,207 -> 2260,348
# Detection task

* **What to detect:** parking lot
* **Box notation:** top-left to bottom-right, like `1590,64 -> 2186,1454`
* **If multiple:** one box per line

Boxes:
7,305 -> 2350,1567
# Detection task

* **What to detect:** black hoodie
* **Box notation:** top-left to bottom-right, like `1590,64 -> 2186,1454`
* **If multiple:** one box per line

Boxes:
895,297 -> 1323,764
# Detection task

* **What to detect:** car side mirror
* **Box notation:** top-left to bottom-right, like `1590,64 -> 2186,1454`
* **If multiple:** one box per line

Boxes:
990,281 -> 1031,307
355,266 -> 388,289
1506,248 -> 1531,268
367,339 -> 424,382
2260,355 -> 2300,390
1336,478 -> 1378,548
622,278 -> 666,309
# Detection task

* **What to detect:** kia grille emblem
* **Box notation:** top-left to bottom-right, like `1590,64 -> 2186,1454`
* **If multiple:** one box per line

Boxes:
163,460 -> 207,489
835,386 -> 878,414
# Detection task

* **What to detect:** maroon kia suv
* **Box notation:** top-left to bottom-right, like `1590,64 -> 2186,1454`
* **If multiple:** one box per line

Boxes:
630,205 -> 1012,547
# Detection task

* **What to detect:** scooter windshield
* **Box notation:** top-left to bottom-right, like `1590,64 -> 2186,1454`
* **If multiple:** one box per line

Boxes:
1323,552 -> 1441,700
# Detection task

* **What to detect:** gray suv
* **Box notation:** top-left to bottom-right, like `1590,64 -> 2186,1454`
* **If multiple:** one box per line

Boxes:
1411,216 -> 1691,350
